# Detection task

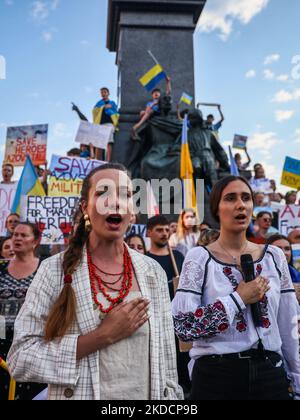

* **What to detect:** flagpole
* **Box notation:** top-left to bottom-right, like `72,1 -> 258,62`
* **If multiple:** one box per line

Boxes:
147,50 -> 160,66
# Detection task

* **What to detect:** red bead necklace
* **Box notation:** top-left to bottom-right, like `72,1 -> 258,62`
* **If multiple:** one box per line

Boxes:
87,246 -> 133,314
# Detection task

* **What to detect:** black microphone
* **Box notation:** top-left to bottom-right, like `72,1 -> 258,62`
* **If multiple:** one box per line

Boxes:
240,254 -> 263,327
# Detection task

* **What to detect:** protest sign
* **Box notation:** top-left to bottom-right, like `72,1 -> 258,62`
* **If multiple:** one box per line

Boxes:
278,205 -> 300,237
250,178 -> 273,194
21,196 -> 80,245
48,155 -> 105,196
0,183 -> 17,236
4,124 -> 48,166
75,121 -> 113,150
281,156 -> 300,190
292,245 -> 300,272
233,134 -> 248,150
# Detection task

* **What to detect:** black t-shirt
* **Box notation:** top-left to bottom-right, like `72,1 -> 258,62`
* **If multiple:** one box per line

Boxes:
100,101 -> 113,125
147,251 -> 184,299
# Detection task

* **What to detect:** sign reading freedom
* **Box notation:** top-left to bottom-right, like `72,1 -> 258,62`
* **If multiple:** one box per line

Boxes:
21,196 -> 80,245
4,124 -> 48,166
48,155 -> 105,196
279,205 -> 300,237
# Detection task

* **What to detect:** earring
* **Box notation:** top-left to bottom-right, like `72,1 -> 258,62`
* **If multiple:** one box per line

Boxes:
84,214 -> 92,232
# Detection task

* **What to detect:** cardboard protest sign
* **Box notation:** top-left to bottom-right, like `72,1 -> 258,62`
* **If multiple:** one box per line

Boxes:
4,124 -> 48,166
0,183 -> 17,236
75,121 -> 114,150
233,134 -> 248,150
281,156 -> 300,190
20,196 -> 80,245
48,155 -> 105,197
278,205 -> 300,237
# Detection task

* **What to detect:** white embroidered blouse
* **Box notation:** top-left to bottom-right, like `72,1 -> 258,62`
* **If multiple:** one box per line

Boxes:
172,245 -> 300,397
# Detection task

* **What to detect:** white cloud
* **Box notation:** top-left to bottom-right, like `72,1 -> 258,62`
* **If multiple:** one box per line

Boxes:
30,0 -> 60,21
197,0 -> 269,41
248,132 -> 281,155
264,54 -> 280,65
275,110 -> 295,122
272,88 -> 300,103
245,69 -> 256,79
277,74 -> 289,82
263,69 -> 275,80
294,129 -> 300,143
42,30 -> 53,42
30,1 -> 49,20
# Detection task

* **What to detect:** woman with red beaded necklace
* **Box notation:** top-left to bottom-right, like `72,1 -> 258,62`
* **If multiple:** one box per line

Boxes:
7,163 -> 182,401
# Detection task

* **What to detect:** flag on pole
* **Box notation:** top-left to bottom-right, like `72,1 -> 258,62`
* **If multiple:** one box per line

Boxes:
139,64 -> 166,92
180,92 -> 193,106
11,156 -> 46,215
228,146 -> 240,176
180,115 -> 197,211
146,181 -> 159,218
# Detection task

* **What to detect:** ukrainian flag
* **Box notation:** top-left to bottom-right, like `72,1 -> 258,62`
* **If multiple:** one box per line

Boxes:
281,156 -> 300,190
180,115 -> 197,211
180,92 -> 193,106
11,156 -> 46,215
139,64 -> 166,92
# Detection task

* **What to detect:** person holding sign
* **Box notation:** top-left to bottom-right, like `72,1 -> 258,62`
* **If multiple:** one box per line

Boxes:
234,149 -> 251,171
206,105 -> 225,135
92,87 -> 119,162
7,163 -> 182,400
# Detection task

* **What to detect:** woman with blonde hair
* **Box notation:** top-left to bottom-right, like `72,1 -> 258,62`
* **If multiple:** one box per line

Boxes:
7,163 -> 182,401
169,209 -> 200,257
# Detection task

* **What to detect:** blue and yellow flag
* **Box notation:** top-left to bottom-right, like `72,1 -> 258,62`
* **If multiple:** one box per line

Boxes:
281,156 -> 300,190
180,92 -> 193,106
11,156 -> 46,215
139,64 -> 166,92
180,115 -> 197,211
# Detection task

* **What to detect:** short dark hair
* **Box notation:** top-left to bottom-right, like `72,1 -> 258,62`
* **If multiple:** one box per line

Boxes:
207,114 -> 214,119
67,148 -> 81,157
146,215 -> 169,230
267,234 -> 290,245
101,87 -> 110,93
254,163 -> 263,171
15,222 -> 41,242
210,176 -> 254,223
256,211 -> 273,220
0,236 -> 12,258
2,163 -> 14,172
151,88 -> 161,94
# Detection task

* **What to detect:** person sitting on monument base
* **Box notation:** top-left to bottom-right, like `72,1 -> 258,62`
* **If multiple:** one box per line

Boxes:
131,76 -> 171,140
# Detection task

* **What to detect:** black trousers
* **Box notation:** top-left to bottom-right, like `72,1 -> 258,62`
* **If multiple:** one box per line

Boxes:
191,353 -> 292,401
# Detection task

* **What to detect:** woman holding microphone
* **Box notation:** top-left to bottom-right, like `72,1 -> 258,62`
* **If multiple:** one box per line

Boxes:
173,175 -> 300,400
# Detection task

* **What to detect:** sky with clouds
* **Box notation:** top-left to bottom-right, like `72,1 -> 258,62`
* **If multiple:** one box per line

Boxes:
0,0 -> 299,192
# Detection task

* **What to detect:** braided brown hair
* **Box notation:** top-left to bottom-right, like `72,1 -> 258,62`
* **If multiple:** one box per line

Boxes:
44,163 -> 128,341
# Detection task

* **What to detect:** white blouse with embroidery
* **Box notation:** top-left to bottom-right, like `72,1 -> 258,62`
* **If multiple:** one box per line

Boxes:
172,245 -> 300,397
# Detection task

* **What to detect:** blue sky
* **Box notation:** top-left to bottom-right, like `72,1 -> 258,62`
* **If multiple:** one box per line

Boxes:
0,0 -> 299,192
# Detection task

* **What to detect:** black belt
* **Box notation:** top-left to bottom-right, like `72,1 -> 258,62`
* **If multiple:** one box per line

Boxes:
200,349 -> 280,361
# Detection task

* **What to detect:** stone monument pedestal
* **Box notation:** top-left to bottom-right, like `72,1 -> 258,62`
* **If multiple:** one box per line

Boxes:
107,0 -> 206,165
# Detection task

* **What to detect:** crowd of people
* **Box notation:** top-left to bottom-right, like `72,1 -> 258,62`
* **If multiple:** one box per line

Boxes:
1,89 -> 300,401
